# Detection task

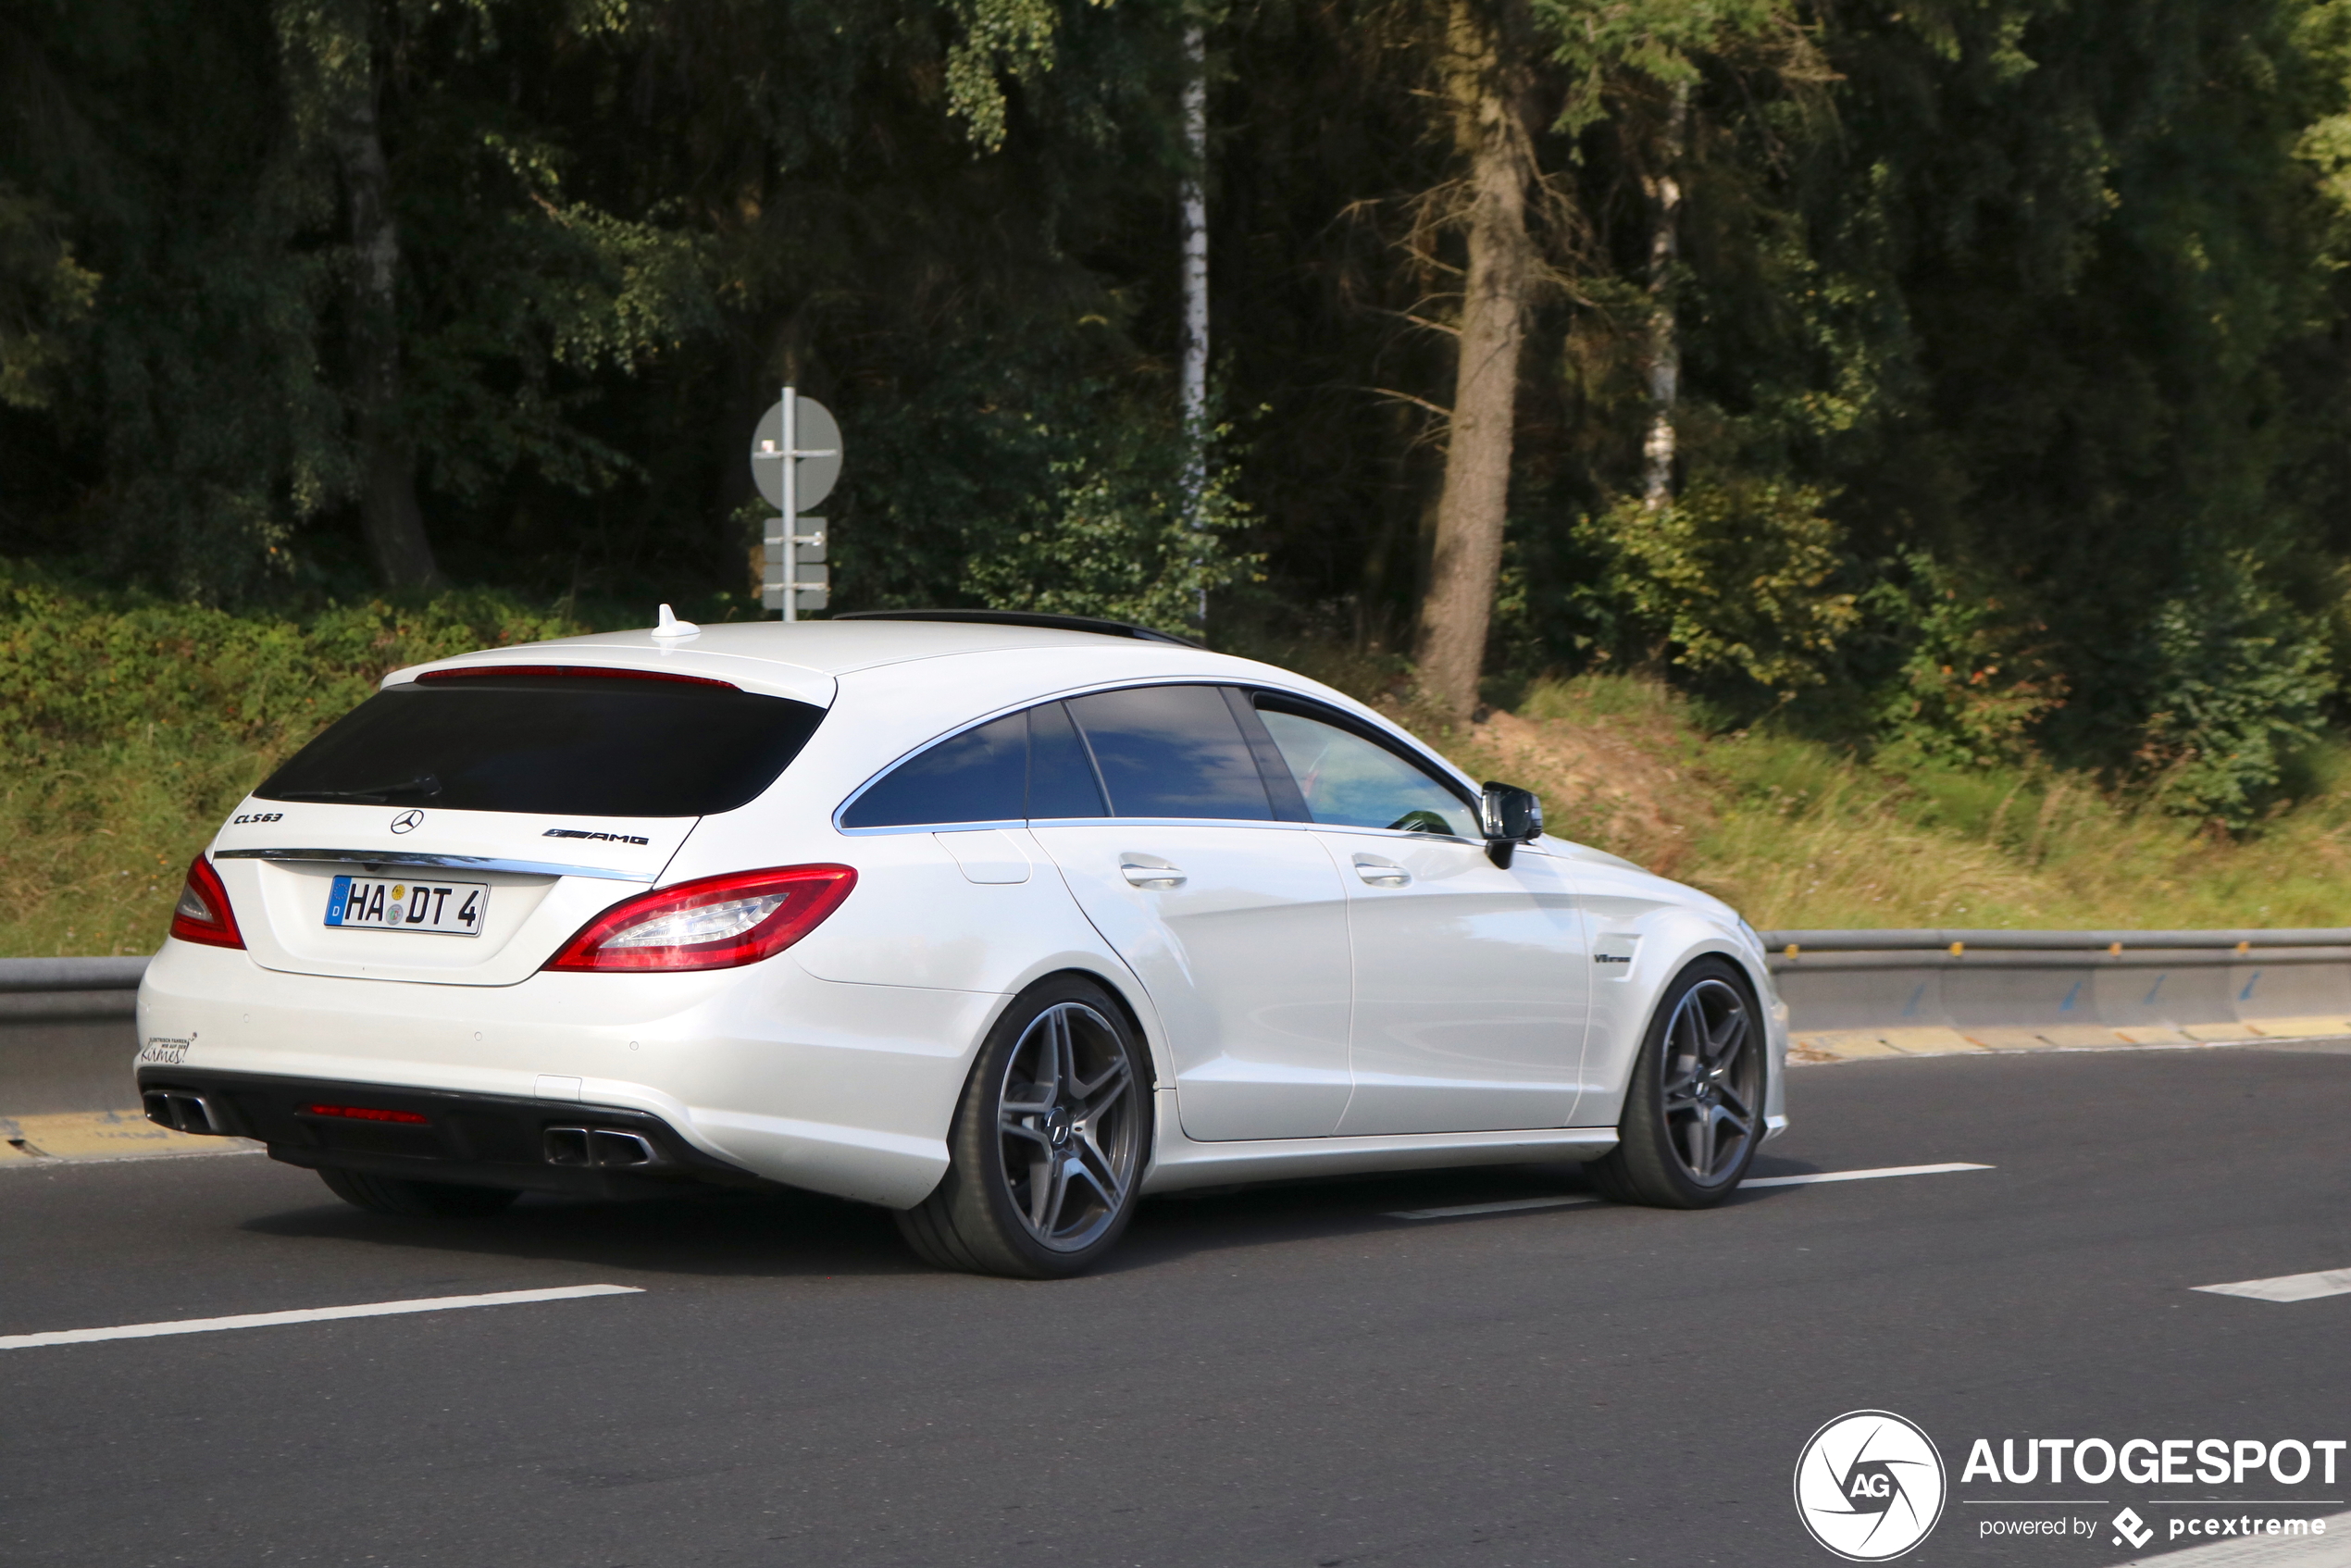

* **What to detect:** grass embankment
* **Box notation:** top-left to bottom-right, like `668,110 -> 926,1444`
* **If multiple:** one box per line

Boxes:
6,573 -> 2349,956
1437,675 -> 2351,930
0,571 -> 586,956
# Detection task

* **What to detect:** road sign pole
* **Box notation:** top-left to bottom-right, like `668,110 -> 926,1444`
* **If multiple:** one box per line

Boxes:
780,385 -> 799,623
750,388 -> 840,618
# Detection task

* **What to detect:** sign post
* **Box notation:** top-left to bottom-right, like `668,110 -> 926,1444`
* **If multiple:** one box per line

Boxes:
750,387 -> 841,620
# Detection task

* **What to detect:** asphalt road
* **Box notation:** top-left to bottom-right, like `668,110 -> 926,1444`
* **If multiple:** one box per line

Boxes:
6,1043 -> 2350,1568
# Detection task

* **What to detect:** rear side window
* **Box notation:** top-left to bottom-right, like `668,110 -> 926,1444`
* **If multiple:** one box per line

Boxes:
1027,703 -> 1109,819
255,676 -> 825,818
1066,685 -> 1274,821
840,712 -> 1027,828
841,703 -> 1108,828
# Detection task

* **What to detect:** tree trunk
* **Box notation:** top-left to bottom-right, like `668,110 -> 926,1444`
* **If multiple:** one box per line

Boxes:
1640,82 -> 1690,512
1179,21 -> 1209,626
330,13 -> 439,591
1414,0 -> 1536,723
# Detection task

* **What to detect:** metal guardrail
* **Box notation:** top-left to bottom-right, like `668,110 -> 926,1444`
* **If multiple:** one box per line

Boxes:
0,957 -> 151,1118
1760,927 -> 2351,956
1757,930 -> 2351,1049
0,955 -> 148,994
6,929 -> 2350,1118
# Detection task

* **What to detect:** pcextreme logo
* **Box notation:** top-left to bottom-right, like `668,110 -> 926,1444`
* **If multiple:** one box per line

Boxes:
1795,1411 -> 1949,1562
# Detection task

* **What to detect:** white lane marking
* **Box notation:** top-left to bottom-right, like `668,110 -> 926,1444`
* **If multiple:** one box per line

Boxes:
1385,1163 -> 1991,1219
1387,1195 -> 1598,1221
2124,1508 -> 2351,1565
2196,1268 -> 2351,1303
0,1284 -> 642,1350
1744,1162 -> 1993,1188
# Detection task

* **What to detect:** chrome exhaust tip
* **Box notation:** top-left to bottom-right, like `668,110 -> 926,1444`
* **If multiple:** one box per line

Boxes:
143,1089 -> 225,1136
543,1126 -> 658,1168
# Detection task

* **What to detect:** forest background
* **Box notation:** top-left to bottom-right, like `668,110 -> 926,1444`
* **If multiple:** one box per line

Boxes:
10,0 -> 2351,954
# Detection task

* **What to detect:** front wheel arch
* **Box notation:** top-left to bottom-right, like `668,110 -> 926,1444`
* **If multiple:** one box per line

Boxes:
1588,955 -> 1765,1209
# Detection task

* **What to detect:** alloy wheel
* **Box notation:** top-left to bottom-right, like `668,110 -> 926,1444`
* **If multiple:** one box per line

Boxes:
1658,977 -> 1759,1187
995,1001 -> 1141,1251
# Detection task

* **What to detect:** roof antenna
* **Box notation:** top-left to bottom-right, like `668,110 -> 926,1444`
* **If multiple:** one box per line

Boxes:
650,604 -> 700,640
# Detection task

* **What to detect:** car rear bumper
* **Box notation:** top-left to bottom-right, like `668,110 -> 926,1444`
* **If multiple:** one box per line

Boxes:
136,939 -> 998,1208
138,1066 -> 780,1200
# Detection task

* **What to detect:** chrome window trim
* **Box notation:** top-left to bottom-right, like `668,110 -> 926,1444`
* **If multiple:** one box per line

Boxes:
213,847 -> 655,883
836,819 -> 1029,838
1026,815 -> 1308,831
1300,823 -> 1478,846
838,815 -> 1312,837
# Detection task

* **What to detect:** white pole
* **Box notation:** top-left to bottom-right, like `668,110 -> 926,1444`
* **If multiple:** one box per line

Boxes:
1180,21 -> 1208,626
780,384 -> 798,623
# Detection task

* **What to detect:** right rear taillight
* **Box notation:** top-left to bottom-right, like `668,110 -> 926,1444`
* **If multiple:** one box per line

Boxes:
169,855 -> 245,949
544,865 -> 855,973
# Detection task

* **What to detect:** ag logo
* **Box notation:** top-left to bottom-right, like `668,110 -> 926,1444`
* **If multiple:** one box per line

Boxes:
1794,1411 -> 1947,1561
390,809 -> 425,834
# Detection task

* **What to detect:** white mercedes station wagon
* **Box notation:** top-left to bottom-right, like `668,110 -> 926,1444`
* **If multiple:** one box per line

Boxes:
137,610 -> 1788,1277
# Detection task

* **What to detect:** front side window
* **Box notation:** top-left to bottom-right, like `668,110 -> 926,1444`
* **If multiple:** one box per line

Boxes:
256,675 -> 825,818
1255,704 -> 1477,837
1065,685 -> 1275,821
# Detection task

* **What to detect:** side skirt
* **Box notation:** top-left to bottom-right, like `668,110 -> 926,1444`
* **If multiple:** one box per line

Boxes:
1138,1089 -> 1618,1195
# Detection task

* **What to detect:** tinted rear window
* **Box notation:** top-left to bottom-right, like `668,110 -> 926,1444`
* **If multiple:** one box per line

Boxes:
255,677 -> 826,817
840,712 -> 1028,828
1066,685 -> 1274,820
1026,702 -> 1108,819
840,703 -> 1108,828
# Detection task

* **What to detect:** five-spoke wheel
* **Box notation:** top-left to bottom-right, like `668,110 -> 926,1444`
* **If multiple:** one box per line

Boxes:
1589,959 -> 1762,1207
895,976 -> 1150,1276
993,999 -> 1143,1252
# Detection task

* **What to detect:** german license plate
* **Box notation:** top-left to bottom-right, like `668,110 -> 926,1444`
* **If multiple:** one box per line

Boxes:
325,875 -> 488,937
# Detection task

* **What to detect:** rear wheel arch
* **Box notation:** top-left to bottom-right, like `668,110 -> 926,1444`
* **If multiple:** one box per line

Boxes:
896,970 -> 1153,1276
982,963 -> 1168,1091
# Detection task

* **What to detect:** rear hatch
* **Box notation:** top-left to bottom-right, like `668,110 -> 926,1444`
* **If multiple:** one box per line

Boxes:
210,667 -> 827,985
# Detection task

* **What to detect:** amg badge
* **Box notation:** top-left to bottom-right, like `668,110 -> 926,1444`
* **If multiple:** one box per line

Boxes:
543,828 -> 652,846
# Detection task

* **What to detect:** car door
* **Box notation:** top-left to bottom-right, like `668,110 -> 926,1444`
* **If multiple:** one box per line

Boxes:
1247,695 -> 1592,1135
1026,685 -> 1356,1143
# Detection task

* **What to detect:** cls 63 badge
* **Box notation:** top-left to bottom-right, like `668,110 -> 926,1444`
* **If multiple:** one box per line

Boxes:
230,812 -> 283,826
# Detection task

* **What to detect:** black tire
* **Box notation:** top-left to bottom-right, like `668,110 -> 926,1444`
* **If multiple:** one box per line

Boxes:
1588,957 -> 1765,1209
317,1166 -> 521,1218
893,975 -> 1152,1278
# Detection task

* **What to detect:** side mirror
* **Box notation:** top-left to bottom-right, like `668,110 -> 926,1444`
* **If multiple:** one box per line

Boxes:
1479,782 -> 1542,866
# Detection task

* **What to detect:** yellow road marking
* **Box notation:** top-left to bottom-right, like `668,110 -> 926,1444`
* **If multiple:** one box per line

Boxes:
0,1110 -> 256,1162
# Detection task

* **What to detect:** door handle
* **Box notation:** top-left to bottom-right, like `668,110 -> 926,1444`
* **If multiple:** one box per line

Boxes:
1119,856 -> 1186,890
1351,854 -> 1410,888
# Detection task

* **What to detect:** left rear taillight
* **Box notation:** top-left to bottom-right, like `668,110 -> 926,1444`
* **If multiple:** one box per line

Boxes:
169,854 -> 245,949
543,865 -> 856,974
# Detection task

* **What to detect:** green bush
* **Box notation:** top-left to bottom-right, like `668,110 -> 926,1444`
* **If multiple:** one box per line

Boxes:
2133,559 -> 2334,828
1577,479 -> 1859,699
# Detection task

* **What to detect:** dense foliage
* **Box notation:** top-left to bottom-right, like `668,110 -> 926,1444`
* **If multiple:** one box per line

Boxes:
9,0 -> 2351,825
